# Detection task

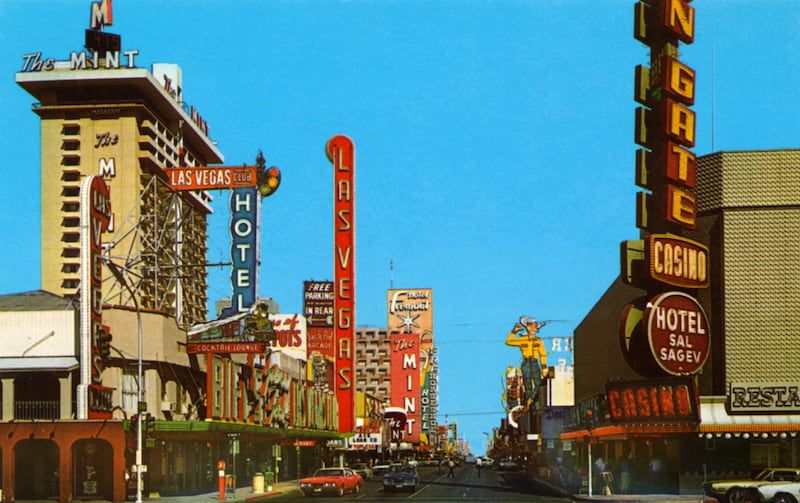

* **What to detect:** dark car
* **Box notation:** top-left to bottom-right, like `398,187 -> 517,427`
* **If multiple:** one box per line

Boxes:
497,458 -> 520,471
372,463 -> 390,475
383,464 -> 418,492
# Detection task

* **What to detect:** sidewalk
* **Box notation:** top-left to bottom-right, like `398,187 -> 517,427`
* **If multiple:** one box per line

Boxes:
572,494 -> 718,503
154,480 -> 300,502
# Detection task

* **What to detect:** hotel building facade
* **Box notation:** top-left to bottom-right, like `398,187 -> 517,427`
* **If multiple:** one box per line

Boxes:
565,150 -> 800,493
1,6 -> 342,502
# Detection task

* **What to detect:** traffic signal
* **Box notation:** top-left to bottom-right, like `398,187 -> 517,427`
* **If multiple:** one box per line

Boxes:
97,325 -> 112,360
258,166 -> 281,197
129,414 -> 138,433
144,412 -> 156,437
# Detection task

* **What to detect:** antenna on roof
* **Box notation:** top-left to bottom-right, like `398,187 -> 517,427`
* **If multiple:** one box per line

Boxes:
711,15 -> 717,152
389,260 -> 394,289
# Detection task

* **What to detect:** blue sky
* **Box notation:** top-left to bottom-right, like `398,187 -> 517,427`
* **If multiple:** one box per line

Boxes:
2,0 -> 800,453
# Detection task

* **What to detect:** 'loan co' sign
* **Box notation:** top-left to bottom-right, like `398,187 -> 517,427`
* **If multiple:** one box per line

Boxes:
327,135 -> 356,433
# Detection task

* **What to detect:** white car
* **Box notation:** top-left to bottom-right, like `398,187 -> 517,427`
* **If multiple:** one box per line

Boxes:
756,477 -> 800,503
703,468 -> 800,503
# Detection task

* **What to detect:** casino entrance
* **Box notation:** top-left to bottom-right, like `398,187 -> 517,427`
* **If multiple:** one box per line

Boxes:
15,439 -> 59,500
72,439 -> 114,500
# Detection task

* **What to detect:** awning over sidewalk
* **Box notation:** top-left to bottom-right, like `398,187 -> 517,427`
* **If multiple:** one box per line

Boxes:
150,420 -> 350,441
0,356 -> 79,371
560,423 -> 697,441
561,396 -> 800,441
699,397 -> 800,436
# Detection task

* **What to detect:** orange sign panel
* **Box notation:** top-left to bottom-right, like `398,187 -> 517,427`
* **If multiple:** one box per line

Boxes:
167,166 -> 258,191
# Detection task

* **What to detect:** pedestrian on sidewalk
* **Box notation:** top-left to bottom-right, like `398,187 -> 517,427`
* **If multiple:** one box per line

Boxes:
619,455 -> 632,494
447,458 -> 455,478
438,458 -> 443,475
476,457 -> 483,478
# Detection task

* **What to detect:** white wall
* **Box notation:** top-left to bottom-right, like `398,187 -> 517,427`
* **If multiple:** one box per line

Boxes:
0,311 -> 76,357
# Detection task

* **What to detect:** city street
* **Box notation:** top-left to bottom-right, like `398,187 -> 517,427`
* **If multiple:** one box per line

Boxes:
272,465 -> 569,501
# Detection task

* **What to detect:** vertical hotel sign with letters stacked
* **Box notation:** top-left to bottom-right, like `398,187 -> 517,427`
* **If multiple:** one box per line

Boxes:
79,176 -> 114,419
619,0 -> 711,377
229,187 -> 259,313
327,135 -> 355,433
387,289 -> 434,447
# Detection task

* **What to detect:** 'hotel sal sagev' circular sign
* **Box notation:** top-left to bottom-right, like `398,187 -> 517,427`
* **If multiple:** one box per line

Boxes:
646,291 -> 710,376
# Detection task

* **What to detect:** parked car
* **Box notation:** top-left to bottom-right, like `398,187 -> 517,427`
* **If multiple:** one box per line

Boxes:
383,463 -> 419,492
349,463 -> 372,481
464,455 -> 476,464
703,468 -> 800,503
497,458 -> 520,471
372,463 -> 390,475
755,475 -> 800,503
407,459 -> 419,467
299,467 -> 362,497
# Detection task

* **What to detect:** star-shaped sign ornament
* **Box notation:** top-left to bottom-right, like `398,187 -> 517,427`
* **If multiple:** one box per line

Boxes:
395,312 -> 420,333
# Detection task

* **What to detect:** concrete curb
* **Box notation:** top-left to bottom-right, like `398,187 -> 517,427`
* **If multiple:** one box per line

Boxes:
572,494 -> 717,503
243,490 -> 283,501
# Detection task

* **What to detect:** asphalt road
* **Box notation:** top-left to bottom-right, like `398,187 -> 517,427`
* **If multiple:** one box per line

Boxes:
272,464 -> 570,502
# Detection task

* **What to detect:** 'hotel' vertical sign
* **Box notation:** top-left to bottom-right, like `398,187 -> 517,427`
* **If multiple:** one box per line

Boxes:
327,135 -> 355,433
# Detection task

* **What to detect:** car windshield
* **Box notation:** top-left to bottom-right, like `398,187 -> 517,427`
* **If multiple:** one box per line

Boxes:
314,469 -> 344,477
388,465 -> 411,473
351,463 -> 367,469
754,470 -> 774,481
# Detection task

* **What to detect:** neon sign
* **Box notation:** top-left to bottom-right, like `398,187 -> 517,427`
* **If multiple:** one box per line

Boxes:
327,135 -> 356,433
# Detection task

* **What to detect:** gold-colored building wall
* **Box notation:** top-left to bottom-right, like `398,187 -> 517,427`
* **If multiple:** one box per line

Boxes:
35,100 -> 212,327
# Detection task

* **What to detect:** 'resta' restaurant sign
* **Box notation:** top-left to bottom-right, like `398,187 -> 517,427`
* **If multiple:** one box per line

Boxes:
728,383 -> 800,415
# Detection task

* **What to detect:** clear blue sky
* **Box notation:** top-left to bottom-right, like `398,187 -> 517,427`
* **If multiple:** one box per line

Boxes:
2,1 -> 799,453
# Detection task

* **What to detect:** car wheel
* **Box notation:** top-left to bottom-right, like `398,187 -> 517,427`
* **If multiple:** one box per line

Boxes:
728,487 -> 747,503
337,485 -> 344,497
354,483 -> 360,493
774,494 -> 798,503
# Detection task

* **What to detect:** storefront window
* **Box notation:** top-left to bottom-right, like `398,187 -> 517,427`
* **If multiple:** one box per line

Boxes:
751,443 -> 780,469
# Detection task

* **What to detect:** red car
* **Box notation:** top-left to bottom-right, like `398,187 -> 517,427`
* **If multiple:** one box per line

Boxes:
299,467 -> 362,497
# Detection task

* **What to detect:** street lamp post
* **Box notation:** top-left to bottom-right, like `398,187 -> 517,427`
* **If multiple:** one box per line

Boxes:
586,409 -> 595,497
106,261 -> 144,503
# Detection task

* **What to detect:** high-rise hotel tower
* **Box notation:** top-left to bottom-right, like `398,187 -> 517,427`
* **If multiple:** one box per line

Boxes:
17,55 -> 222,326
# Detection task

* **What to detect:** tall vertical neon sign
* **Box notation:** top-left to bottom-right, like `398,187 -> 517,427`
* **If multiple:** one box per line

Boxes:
327,135 -> 355,433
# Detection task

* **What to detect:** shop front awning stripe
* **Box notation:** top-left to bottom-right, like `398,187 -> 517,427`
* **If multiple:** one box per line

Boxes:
700,424 -> 800,433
